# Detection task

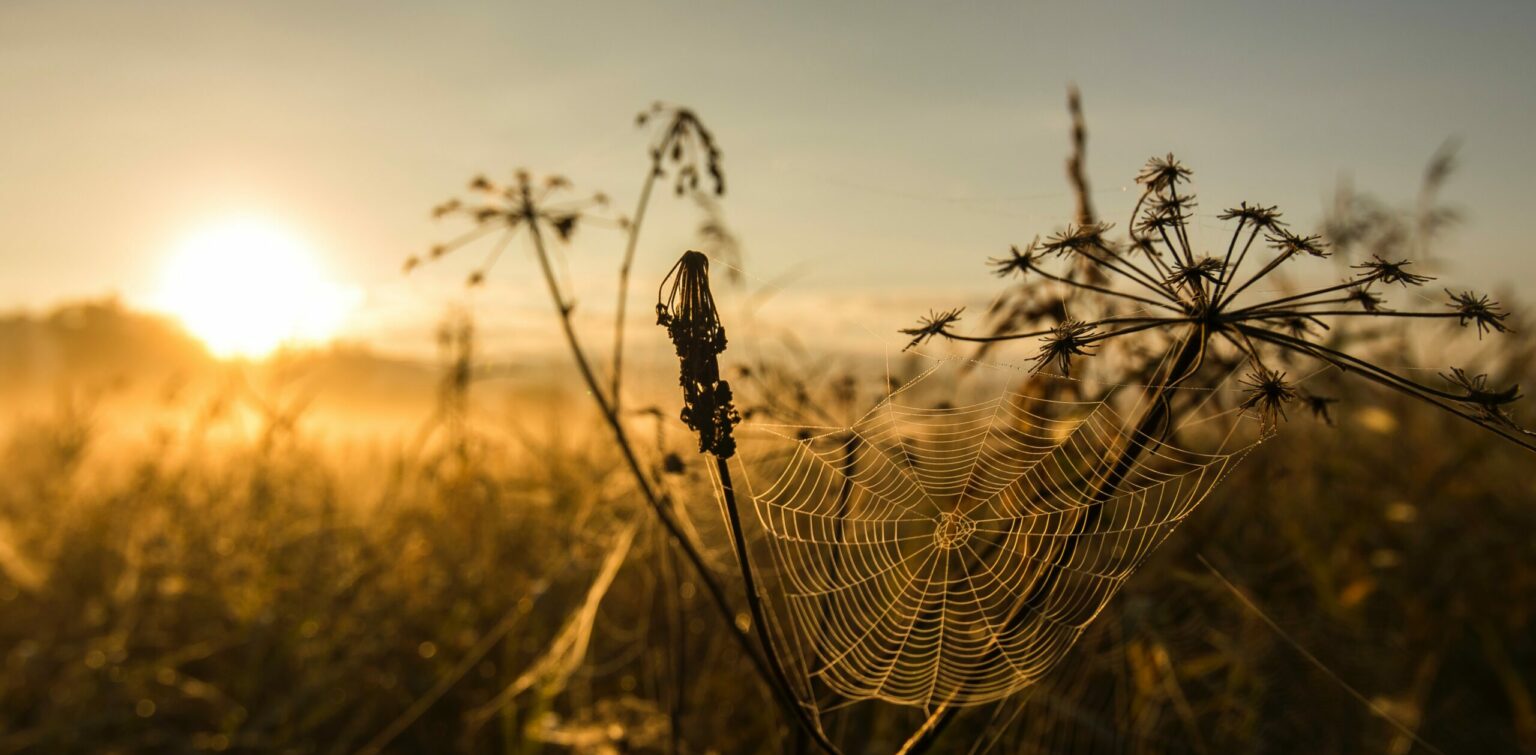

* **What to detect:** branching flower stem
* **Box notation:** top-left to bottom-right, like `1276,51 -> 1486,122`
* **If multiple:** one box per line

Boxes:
1213,225 -> 1265,305
929,316 -> 1188,345
1024,261 -> 1186,314
1235,324 -> 1536,452
520,197 -> 837,749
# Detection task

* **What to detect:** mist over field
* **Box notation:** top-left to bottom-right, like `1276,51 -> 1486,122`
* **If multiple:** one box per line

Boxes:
4,2 -> 1536,754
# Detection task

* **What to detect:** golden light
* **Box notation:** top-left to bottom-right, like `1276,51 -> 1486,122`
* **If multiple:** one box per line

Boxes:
152,217 -> 360,358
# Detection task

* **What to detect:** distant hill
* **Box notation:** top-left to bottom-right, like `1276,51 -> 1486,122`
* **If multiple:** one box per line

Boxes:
0,298 -> 584,439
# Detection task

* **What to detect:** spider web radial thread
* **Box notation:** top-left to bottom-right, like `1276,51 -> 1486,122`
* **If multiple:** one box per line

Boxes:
738,361 -> 1253,709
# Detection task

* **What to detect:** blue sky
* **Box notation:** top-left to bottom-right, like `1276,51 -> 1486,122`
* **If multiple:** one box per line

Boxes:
2,0 -> 1533,355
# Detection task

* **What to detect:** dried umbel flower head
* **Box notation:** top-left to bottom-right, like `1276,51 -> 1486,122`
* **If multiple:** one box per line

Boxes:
1030,320 -> 1100,376
1441,367 -> 1523,428
900,308 -> 964,352
1444,289 -> 1511,337
1240,367 -> 1296,427
657,251 -> 740,458
411,170 -> 610,287
906,150 -> 1535,452
1352,255 -> 1432,287
638,102 -> 725,197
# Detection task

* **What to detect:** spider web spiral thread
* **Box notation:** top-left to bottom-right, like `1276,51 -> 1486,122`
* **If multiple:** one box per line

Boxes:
736,362 -> 1256,709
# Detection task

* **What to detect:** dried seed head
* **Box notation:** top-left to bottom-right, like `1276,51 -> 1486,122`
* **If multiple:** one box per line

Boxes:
640,103 -> 726,197
658,250 -> 740,458
1133,209 -> 1183,237
1030,320 -> 1099,376
988,243 -> 1039,279
900,308 -> 964,351
1147,192 -> 1197,219
1346,285 -> 1386,312
1165,257 -> 1226,289
1352,255 -> 1432,286
1040,223 -> 1113,257
1136,153 -> 1192,193
1218,202 -> 1285,230
1445,289 -> 1511,337
1239,367 -> 1296,427
1265,229 -> 1330,259
1441,367 -> 1523,428
1297,390 -> 1339,425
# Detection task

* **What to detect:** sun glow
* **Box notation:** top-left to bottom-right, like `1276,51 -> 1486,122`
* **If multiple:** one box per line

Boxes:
152,218 -> 360,358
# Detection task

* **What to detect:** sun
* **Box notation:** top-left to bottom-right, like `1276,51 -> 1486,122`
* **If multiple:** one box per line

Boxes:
151,217 -> 361,358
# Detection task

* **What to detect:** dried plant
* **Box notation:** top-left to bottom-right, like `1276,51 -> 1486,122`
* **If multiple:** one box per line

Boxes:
905,153 -> 1533,452
410,109 -> 839,752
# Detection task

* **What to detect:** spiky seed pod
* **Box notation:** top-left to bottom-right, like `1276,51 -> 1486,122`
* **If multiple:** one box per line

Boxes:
988,243 -> 1038,279
1445,290 -> 1511,337
658,251 -> 740,458
1136,153 -> 1191,193
1218,202 -> 1285,230
1165,257 -> 1226,289
1297,390 -> 1339,425
1265,229 -> 1330,259
1240,367 -> 1296,427
1040,223 -> 1113,257
900,308 -> 964,351
1030,320 -> 1099,375
1441,367 -> 1522,427
1352,255 -> 1433,286
1346,285 -> 1386,312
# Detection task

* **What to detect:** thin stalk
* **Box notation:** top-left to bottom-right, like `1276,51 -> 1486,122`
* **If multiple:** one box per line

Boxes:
521,204 -> 806,730
715,456 -> 845,755
1080,240 -> 1183,304
1023,264 -> 1186,314
1238,310 -> 1467,322
1227,278 -> 1371,316
1213,225 -> 1263,304
1216,219 -> 1246,291
1167,185 -> 1197,267
938,317 -> 1190,345
1236,324 -> 1536,452
1219,249 -> 1294,309
611,163 -> 661,411
1128,189 -> 1179,285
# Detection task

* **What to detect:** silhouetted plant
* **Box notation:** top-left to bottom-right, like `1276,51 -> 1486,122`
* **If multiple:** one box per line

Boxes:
905,153 -> 1534,452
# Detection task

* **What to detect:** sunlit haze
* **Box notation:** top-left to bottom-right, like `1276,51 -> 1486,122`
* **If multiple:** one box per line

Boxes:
150,217 -> 359,358
3,0 -> 1534,359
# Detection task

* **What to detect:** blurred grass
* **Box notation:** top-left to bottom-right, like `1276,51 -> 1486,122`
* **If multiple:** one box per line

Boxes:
0,346 -> 1531,754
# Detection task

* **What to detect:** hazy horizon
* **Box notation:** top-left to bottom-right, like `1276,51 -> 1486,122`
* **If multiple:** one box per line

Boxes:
4,0 -> 1536,360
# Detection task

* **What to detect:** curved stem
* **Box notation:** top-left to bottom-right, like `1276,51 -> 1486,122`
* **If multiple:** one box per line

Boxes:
611,164 -> 661,411
1024,265 -> 1186,314
937,316 -> 1190,345
1219,248 -> 1294,309
715,457 -> 845,755
1235,324 -> 1536,453
1226,278 -> 1370,316
1084,240 -> 1184,304
522,206 -> 815,733
1213,226 -> 1262,305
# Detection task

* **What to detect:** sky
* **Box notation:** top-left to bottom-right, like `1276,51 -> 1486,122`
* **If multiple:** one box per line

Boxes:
2,0 -> 1534,358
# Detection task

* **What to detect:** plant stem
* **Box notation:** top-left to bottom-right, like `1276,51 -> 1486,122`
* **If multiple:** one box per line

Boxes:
715,455 -> 845,755
521,205 -> 800,730
611,164 -> 660,412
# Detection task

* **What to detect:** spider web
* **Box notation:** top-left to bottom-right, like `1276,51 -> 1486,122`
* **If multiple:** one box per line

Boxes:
733,358 -> 1257,709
